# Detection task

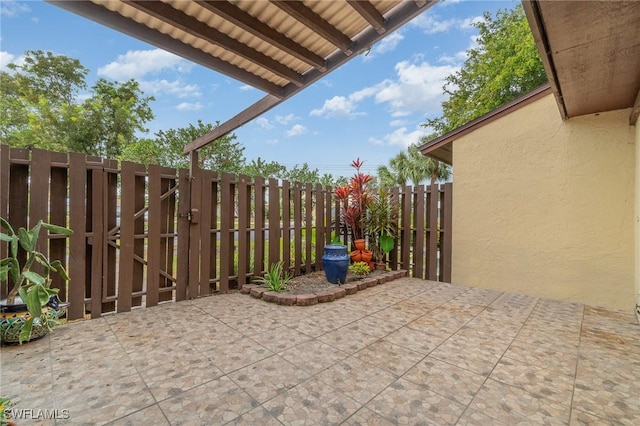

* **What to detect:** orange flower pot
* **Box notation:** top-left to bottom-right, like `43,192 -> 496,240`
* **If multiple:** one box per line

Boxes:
354,239 -> 366,251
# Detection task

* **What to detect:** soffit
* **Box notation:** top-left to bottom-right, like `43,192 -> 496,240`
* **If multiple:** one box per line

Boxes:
523,0 -> 640,123
48,0 -> 437,152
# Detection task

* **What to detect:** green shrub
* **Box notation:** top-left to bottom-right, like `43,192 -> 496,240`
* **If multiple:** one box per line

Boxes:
348,261 -> 370,276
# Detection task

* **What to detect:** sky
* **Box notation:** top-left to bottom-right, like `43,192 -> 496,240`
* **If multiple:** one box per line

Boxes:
0,0 -> 517,178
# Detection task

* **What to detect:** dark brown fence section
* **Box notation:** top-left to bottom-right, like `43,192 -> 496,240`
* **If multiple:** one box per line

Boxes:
0,145 -> 452,320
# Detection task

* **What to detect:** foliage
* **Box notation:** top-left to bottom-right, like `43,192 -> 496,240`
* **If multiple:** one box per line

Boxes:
423,5 -> 547,138
127,120 -> 245,172
0,396 -> 13,423
334,158 -> 374,249
71,78 -> 154,159
363,187 -> 399,263
241,157 -> 287,179
378,144 -> 451,187
348,261 -> 370,276
1,50 -> 155,157
0,218 -> 73,344
253,260 -> 291,292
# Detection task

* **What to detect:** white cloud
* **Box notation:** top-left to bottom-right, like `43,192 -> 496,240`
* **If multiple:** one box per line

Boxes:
411,13 -> 483,34
175,102 -> 203,111
0,51 -> 17,70
256,117 -> 274,129
363,31 -> 404,61
98,49 -> 190,80
275,114 -> 296,125
310,95 -> 367,118
369,126 -> 429,149
286,124 -> 307,137
390,119 -> 408,127
140,79 -> 201,98
374,60 -> 459,117
239,84 -> 255,91
0,1 -> 30,17
311,58 -> 456,120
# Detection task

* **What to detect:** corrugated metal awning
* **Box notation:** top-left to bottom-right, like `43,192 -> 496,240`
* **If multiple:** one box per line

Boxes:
48,0 -> 437,152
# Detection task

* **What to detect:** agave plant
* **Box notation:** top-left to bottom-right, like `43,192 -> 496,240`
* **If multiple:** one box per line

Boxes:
254,260 -> 291,292
0,217 -> 73,343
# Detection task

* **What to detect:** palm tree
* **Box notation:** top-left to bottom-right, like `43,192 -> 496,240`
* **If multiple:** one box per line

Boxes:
379,144 -> 452,187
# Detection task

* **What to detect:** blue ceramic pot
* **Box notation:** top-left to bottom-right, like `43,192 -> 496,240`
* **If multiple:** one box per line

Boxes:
322,244 -> 349,284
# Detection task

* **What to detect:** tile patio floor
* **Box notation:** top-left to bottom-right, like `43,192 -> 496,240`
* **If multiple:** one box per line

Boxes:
1,278 -> 639,425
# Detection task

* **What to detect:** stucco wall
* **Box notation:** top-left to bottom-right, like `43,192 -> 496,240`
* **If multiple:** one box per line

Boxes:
452,93 -> 635,312
635,121 -> 639,321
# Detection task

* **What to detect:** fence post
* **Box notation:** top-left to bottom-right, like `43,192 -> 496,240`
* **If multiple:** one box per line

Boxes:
188,151 -> 201,299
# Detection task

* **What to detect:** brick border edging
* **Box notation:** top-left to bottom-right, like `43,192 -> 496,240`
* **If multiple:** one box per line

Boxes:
240,270 -> 408,306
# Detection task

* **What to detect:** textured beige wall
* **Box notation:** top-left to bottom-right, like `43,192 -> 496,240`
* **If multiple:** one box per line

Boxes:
635,122 -> 639,321
452,94 -> 635,312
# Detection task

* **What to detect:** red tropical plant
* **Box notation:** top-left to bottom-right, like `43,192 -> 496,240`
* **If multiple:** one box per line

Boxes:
334,158 -> 374,250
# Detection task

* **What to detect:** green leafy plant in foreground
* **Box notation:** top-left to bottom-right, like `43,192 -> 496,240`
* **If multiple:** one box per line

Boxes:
0,218 -> 73,344
348,261 -> 370,276
254,260 -> 291,292
1,395 -> 14,423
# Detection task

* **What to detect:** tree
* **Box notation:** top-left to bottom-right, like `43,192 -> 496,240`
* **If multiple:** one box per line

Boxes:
1,50 -> 89,151
423,5 -> 547,137
0,51 -> 155,158
72,79 -> 154,159
124,120 -> 245,172
377,144 -> 451,187
240,158 -> 287,179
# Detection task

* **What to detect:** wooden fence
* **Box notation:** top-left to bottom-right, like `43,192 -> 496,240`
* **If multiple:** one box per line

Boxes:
0,145 -> 451,320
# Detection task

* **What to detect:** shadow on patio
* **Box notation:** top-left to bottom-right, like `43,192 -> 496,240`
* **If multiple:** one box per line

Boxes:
2,278 -> 639,425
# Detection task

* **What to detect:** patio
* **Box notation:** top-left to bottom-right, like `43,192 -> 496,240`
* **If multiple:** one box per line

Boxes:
2,277 -> 639,425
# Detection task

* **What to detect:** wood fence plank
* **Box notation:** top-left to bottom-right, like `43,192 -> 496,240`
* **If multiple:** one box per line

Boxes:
268,178 -> 280,266
254,177 -> 265,277
282,180 -> 291,274
176,168 -> 190,301
199,170 -> 213,295
220,173 -> 234,293
68,153 -> 86,320
440,183 -> 453,283
117,162 -> 135,313
147,165 -> 161,307
188,158 -> 202,300
237,175 -> 250,286
49,153 -> 68,300
304,183 -> 312,273
314,184 -> 324,271
90,169 -> 103,318
414,185 -> 425,279
400,186 -> 412,271
427,183 -> 439,281
389,187 -> 400,272
103,162 -> 118,313
293,183 -> 302,276
132,165 -> 145,307
30,149 -> 50,254
159,167 -> 175,302
0,146 -> 9,299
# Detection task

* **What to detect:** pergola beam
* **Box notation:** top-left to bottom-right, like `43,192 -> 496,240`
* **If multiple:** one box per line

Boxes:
347,0 -> 386,34
270,0 -> 355,55
49,0 -> 285,97
125,0 -> 304,87
185,0 -> 436,153
196,0 -> 326,72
